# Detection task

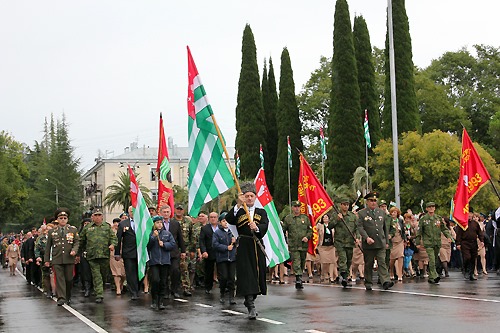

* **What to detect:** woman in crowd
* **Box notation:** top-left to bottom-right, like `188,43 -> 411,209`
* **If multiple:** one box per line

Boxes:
110,217 -> 127,295
317,214 -> 337,283
439,217 -> 455,278
6,238 -> 21,276
388,207 -> 405,281
474,213 -> 488,276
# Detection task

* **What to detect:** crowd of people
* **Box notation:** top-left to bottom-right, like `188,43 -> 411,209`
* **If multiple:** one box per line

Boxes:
1,188 -> 499,320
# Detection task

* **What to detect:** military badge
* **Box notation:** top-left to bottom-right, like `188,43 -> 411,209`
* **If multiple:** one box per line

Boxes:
66,233 -> 74,244
124,227 -> 129,231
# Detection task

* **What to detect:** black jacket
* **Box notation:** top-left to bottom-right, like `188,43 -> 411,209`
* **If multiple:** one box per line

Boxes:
115,218 -> 137,259
199,224 -> 217,260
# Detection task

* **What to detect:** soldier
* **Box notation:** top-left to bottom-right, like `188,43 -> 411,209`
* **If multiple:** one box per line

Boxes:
192,211 -> 207,288
79,209 -> 117,303
416,202 -> 452,284
173,204 -> 193,296
456,211 -> 484,281
356,192 -> 393,291
44,208 -> 80,306
330,198 -> 360,288
282,200 -> 312,289
35,224 -> 52,297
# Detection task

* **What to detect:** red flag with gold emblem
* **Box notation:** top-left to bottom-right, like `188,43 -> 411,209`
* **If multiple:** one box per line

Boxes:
298,154 -> 333,254
453,128 -> 491,230
157,113 -> 174,217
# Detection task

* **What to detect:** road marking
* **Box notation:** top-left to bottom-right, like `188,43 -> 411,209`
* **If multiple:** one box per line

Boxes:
16,267 -> 109,333
174,298 -> 189,302
305,330 -> 327,333
222,309 -> 245,315
257,317 -> 285,325
387,289 -> 500,303
195,303 -> 213,308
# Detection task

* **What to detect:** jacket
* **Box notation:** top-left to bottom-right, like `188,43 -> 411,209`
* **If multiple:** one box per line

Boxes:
147,229 -> 176,266
212,225 -> 236,263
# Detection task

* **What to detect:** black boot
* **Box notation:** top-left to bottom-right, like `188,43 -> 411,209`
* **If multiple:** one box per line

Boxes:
229,292 -> 236,305
469,261 -> 477,281
84,281 -> 91,297
151,296 -> 158,309
295,275 -> 304,289
158,297 -> 166,310
340,272 -> 350,288
219,292 -> 225,304
244,295 -> 256,319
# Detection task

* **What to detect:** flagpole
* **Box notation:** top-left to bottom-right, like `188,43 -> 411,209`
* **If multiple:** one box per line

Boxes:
209,114 -> 269,260
321,155 -> 325,187
287,158 -> 292,209
365,142 -> 369,194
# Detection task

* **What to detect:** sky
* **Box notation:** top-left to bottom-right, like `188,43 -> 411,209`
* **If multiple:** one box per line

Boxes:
1,0 -> 498,172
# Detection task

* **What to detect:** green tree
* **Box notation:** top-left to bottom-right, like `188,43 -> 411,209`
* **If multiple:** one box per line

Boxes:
354,15 -> 381,147
327,0 -> 364,186
0,132 -> 29,232
262,58 -> 279,194
382,0 -> 419,138
488,110 -> 500,162
424,45 -> 500,147
103,171 -> 152,212
415,70 -> 470,134
235,24 -> 267,179
371,130 -> 499,214
297,56 -> 331,169
274,48 -> 303,210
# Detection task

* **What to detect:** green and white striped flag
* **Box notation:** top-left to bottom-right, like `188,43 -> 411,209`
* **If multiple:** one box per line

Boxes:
287,136 -> 292,168
320,127 -> 327,160
187,47 -> 235,217
364,109 -> 372,149
128,166 -> 153,281
259,144 -> 264,169
254,168 -> 289,267
235,150 -> 240,179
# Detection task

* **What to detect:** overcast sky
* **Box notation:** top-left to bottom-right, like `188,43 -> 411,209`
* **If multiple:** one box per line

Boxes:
1,0 -> 498,171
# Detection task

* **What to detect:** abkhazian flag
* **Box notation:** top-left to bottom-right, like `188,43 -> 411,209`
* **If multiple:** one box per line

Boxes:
287,136 -> 292,168
298,154 -> 333,254
128,166 -> 153,281
157,113 -> 174,216
235,150 -> 240,179
254,168 -> 290,267
319,127 -> 327,160
452,128 -> 491,230
259,144 -> 264,169
364,109 -> 372,149
187,46 -> 235,217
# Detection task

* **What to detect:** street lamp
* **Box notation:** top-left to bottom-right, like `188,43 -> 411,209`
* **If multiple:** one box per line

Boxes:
179,166 -> 185,188
45,178 -> 59,207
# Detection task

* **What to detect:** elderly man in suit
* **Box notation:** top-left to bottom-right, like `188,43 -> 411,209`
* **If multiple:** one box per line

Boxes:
199,211 -> 219,294
356,192 -> 394,291
115,206 -> 140,300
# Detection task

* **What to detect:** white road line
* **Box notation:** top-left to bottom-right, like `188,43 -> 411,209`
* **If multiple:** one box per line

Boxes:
305,330 -> 327,333
222,309 -> 245,315
195,303 -> 213,308
15,267 -> 109,333
257,317 -> 285,325
387,289 -> 500,303
174,298 -> 189,302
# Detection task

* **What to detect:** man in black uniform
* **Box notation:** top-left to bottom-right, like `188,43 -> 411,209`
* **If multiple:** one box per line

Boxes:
225,183 -> 269,320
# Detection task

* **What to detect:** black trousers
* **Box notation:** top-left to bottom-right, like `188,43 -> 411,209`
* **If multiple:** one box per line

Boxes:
123,257 -> 139,296
166,256 -> 181,294
150,264 -> 169,299
204,258 -> 217,291
217,261 -> 236,294
79,257 -> 93,288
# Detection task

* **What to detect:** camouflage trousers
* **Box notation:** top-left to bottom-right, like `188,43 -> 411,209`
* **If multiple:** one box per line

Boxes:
290,250 -> 307,276
335,246 -> 354,275
89,258 -> 110,298
180,257 -> 192,291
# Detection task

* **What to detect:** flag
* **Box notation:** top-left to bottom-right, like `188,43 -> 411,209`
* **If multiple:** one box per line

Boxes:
254,168 -> 290,267
235,150 -> 240,179
452,128 -> 491,230
287,136 -> 292,168
319,127 -> 327,160
449,198 -> 454,222
128,166 -> 153,281
363,109 -> 372,149
298,154 -> 333,254
259,144 -> 264,169
187,46 -> 235,217
157,113 -> 174,216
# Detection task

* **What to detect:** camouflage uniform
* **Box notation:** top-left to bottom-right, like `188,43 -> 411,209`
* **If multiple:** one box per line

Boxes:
79,222 -> 117,299
191,221 -> 204,285
330,211 -> 358,282
176,216 -> 193,292
282,213 -> 312,283
34,233 -> 51,293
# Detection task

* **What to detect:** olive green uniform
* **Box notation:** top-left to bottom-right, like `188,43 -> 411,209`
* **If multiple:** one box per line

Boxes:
79,222 -> 117,298
44,225 -> 80,303
176,216 -> 193,292
282,214 -> 312,276
191,222 -> 204,285
35,234 -> 51,293
416,213 -> 451,282
329,211 -> 358,278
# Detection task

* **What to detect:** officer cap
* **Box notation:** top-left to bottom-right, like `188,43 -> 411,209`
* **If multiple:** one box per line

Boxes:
291,200 -> 301,207
364,192 -> 379,200
175,204 -> 184,210
92,208 -> 103,215
379,200 -> 387,206
54,208 -> 70,219
426,202 -> 436,208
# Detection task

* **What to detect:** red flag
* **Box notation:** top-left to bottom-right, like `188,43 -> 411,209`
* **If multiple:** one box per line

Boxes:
298,154 -> 333,254
128,166 -> 138,207
453,128 -> 491,230
157,113 -> 174,217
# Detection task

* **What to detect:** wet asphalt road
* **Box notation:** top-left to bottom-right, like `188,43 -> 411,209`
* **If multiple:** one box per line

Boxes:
1,266 -> 499,333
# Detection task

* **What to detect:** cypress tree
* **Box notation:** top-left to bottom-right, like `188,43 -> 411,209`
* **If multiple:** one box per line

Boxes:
262,57 -> 279,195
353,15 -> 381,148
235,24 -> 267,179
274,48 -> 303,210
327,0 -> 364,186
382,0 -> 419,138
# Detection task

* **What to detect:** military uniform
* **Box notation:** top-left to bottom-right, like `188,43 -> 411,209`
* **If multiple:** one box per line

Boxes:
34,233 -> 51,295
191,221 -> 204,286
44,224 -> 79,304
330,210 -> 358,285
356,193 -> 392,290
176,215 -> 193,293
282,212 -> 312,287
79,221 -> 117,300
